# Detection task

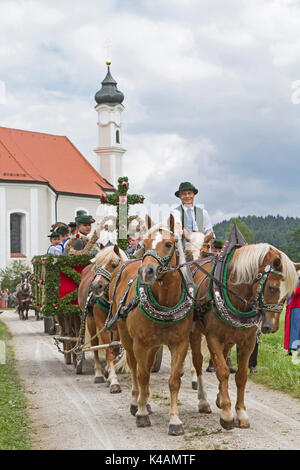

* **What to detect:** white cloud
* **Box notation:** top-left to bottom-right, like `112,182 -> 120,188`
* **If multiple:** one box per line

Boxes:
1,0 -> 300,223
123,132 -> 217,194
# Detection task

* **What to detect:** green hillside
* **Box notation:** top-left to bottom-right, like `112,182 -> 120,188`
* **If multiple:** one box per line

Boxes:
213,215 -> 300,261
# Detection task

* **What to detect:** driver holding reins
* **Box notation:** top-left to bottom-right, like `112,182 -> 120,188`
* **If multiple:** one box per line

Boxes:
170,181 -> 215,249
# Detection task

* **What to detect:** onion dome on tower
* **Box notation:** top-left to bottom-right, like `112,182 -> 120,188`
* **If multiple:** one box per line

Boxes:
95,64 -> 124,106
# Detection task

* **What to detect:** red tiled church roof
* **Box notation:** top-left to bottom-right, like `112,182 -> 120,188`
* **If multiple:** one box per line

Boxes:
0,126 -> 114,196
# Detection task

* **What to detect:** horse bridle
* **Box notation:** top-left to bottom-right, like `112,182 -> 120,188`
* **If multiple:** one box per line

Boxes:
251,262 -> 285,314
93,266 -> 112,282
155,251 -> 286,315
142,228 -> 181,277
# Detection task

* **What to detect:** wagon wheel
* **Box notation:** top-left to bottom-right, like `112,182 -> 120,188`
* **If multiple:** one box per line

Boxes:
63,315 -> 72,365
151,345 -> 163,373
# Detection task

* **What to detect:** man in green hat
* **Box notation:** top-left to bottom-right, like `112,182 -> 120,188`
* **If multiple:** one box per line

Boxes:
75,214 -> 95,237
171,182 -> 214,243
65,214 -> 99,254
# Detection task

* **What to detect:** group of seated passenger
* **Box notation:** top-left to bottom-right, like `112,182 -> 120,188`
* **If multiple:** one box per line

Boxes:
47,214 -> 96,255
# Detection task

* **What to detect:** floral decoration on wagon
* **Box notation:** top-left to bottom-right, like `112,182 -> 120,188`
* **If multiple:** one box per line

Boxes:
31,254 -> 92,317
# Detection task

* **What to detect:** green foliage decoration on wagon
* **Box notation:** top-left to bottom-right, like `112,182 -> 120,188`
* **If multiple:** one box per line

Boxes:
31,254 -> 92,317
100,176 -> 145,250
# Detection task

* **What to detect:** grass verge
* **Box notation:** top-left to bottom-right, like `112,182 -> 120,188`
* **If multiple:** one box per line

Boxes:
231,313 -> 300,399
0,320 -> 31,450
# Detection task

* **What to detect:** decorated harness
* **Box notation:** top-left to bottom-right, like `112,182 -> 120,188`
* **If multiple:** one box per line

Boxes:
103,229 -> 195,331
93,225 -> 285,332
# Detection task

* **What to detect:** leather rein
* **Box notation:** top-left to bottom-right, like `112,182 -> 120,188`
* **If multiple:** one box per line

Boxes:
156,248 -> 285,315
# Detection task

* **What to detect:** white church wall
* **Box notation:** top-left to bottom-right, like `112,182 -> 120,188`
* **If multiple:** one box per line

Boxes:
37,186 -> 53,256
5,183 -> 31,213
0,186 -> 7,269
57,195 -> 100,225
3,183 -> 31,267
0,183 -> 57,268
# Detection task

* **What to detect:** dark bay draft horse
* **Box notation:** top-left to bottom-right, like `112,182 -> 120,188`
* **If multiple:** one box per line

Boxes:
108,215 -> 194,435
78,244 -> 128,391
190,241 -> 298,430
16,277 -> 32,320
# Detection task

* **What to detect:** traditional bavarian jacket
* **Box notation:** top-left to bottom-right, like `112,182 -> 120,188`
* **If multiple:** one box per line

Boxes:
171,204 -> 213,236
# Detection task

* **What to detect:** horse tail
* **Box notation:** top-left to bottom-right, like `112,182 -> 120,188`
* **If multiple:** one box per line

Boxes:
201,336 -> 210,361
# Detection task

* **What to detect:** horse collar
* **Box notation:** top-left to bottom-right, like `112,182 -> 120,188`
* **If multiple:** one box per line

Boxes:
136,275 -> 194,324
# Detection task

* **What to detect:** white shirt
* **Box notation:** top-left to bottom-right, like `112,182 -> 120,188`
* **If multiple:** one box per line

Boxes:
47,245 -> 63,255
171,204 -> 213,236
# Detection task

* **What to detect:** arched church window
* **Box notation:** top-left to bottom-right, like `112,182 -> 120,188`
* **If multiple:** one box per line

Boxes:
116,130 -> 120,144
10,212 -> 26,256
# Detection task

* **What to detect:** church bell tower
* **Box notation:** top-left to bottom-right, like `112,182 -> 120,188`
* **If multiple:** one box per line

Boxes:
94,61 -> 126,189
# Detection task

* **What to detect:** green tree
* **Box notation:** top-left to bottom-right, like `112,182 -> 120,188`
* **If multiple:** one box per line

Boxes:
282,225 -> 300,262
0,261 -> 32,292
225,217 -> 254,243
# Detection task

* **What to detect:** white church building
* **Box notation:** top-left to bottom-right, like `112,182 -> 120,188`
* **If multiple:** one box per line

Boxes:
0,64 -> 125,269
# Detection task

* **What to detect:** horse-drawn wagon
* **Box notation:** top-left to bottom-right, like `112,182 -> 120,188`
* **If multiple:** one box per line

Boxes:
31,247 -> 164,378
31,253 -> 93,373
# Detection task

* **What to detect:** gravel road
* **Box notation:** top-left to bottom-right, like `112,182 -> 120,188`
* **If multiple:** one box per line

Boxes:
1,309 -> 300,450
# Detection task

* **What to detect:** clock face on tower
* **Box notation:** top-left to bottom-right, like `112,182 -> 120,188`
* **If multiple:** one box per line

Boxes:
99,110 -> 109,125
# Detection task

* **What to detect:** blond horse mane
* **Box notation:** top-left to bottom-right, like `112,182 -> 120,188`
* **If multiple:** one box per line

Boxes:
230,243 -> 298,298
91,245 -> 128,268
182,229 -> 205,260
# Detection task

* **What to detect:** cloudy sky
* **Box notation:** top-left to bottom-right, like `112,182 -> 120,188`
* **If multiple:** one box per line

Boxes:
1,0 -> 300,224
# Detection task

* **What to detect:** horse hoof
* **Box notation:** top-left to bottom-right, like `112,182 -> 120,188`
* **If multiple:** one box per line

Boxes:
235,419 -> 250,429
110,384 -> 122,394
220,418 -> 235,430
192,381 -> 198,390
94,376 -> 105,384
136,415 -> 151,428
168,424 -> 184,436
147,404 -> 153,415
130,405 -> 138,416
198,405 -> 212,414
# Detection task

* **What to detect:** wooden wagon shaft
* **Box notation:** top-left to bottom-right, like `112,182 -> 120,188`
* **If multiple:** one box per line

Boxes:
54,335 -> 79,343
82,341 -> 121,353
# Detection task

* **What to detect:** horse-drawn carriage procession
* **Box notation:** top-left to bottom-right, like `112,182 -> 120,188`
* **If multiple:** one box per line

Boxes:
12,272 -> 40,322
26,178 -> 298,436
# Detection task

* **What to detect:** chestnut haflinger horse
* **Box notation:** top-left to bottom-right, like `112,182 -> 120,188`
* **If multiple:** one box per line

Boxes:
189,225 -> 298,430
107,214 -> 195,436
78,244 -> 128,392
16,277 -> 32,320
